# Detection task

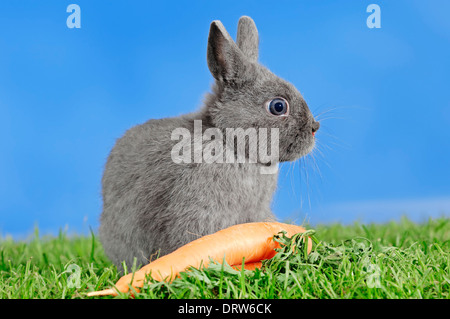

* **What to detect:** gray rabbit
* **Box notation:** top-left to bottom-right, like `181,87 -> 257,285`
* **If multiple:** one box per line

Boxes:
99,16 -> 320,271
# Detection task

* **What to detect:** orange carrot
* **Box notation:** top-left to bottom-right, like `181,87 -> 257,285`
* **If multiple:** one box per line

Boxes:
87,222 -> 311,297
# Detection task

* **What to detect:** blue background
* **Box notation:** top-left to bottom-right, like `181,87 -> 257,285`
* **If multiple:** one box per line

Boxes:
1,1 -> 449,238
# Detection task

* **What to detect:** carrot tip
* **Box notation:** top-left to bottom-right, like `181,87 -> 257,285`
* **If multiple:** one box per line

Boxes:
86,288 -> 117,297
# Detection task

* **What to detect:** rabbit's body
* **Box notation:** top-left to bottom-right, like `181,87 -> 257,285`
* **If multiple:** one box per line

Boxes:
99,16 -> 320,270
100,108 -> 277,268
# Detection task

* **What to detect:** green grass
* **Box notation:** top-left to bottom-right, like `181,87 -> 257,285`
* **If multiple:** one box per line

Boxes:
1,217 -> 449,299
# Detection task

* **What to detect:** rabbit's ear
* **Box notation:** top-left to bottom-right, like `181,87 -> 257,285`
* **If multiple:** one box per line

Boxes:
207,20 -> 247,83
236,16 -> 259,62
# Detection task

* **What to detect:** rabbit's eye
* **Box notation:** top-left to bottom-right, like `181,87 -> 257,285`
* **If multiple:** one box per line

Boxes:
267,98 -> 289,116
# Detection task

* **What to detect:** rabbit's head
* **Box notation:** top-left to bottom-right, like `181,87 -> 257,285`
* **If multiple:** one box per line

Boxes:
205,16 -> 320,163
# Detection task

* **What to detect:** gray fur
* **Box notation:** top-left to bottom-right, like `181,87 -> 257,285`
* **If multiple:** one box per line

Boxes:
236,16 -> 259,62
99,16 -> 320,271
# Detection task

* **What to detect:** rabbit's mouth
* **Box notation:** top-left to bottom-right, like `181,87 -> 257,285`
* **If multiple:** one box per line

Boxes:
283,132 -> 315,162
284,119 -> 319,161
311,120 -> 320,136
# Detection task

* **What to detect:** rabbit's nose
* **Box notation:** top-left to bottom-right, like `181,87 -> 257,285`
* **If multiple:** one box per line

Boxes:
311,121 -> 320,136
